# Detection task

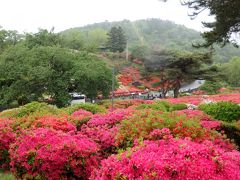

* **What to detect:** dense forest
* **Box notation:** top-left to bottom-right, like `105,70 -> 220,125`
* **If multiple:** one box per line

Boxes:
62,19 -> 240,63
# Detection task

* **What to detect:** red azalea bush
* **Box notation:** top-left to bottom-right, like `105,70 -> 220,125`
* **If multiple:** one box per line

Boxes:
91,133 -> 240,179
10,128 -> 99,179
0,119 -> 16,170
30,116 -> 76,132
116,110 -> 213,148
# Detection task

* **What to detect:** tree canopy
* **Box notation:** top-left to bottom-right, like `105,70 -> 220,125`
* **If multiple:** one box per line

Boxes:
0,45 -> 113,109
107,26 -> 127,52
144,50 -> 216,97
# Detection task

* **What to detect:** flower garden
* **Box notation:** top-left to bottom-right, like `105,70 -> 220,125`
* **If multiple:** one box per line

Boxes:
0,94 -> 240,179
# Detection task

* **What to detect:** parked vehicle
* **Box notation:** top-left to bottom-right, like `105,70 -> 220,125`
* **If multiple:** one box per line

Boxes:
69,93 -> 86,105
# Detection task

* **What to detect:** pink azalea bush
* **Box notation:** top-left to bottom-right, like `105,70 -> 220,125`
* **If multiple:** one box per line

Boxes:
0,119 -> 16,170
10,128 -> 99,179
72,109 -> 93,117
86,109 -> 134,128
70,109 -> 93,129
91,131 -> 240,179
81,125 -> 119,151
201,120 -> 222,130
81,109 -> 133,152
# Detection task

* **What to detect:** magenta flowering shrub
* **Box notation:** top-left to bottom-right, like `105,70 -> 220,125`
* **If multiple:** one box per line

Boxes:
147,128 -> 173,140
87,109 -> 134,128
201,120 -> 222,130
10,128 -> 99,179
81,109 -> 133,152
0,119 -> 16,170
30,116 -> 76,132
91,133 -> 240,179
81,125 -> 119,150
72,109 -> 93,117
175,109 -> 212,120
70,109 -> 93,129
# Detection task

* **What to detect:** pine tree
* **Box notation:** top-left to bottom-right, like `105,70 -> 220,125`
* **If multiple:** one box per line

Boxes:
107,26 -> 126,52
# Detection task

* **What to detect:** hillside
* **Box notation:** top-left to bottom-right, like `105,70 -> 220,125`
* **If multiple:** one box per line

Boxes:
63,19 -> 240,63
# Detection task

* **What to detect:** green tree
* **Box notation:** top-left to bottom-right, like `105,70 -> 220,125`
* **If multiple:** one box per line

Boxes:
107,26 -> 127,52
61,29 -> 86,50
144,50 -> 215,98
130,44 -> 150,60
0,28 -> 22,53
221,57 -> 240,87
24,28 -> 61,48
0,45 -> 113,109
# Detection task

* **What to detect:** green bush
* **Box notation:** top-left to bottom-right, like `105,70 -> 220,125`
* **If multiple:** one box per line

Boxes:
136,101 -> 187,112
169,103 -> 188,111
221,121 -> 240,148
0,102 -> 60,118
199,101 -> 240,122
63,103 -> 106,114
136,101 -> 171,112
200,80 -> 222,94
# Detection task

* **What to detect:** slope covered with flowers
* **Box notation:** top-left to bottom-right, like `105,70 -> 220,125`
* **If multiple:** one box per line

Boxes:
0,94 -> 240,179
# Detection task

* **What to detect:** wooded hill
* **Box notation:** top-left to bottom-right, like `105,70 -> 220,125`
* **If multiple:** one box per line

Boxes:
62,19 -> 240,63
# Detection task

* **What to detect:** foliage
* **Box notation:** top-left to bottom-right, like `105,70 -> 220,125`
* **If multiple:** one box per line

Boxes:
200,80 -> 223,94
0,173 -> 14,180
9,128 -> 99,179
107,26 -> 126,53
181,0 -> 240,47
221,57 -> 240,87
0,102 -> 60,118
63,103 -> 106,114
130,44 -> 149,60
0,45 -> 113,108
199,101 -> 240,122
24,28 -> 61,48
66,19 -> 240,63
136,101 -> 186,112
92,136 -> 240,179
221,121 -> 240,148
144,50 -> 215,98
60,28 -> 108,52
116,110 -> 211,148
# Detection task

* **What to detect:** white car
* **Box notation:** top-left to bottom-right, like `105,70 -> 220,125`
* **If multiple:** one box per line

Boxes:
69,93 -> 86,105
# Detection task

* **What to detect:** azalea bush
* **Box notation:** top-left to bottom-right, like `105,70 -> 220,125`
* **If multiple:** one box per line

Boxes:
136,101 -> 187,112
116,110 -> 212,148
30,116 -> 76,132
92,134 -> 240,179
0,119 -> 16,171
70,109 -> 93,130
199,101 -> 240,122
81,109 -> 134,152
10,128 -> 99,179
0,102 -> 60,118
63,103 -> 106,114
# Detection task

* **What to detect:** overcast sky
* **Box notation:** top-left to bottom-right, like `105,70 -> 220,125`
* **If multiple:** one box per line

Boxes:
0,0 -> 214,33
